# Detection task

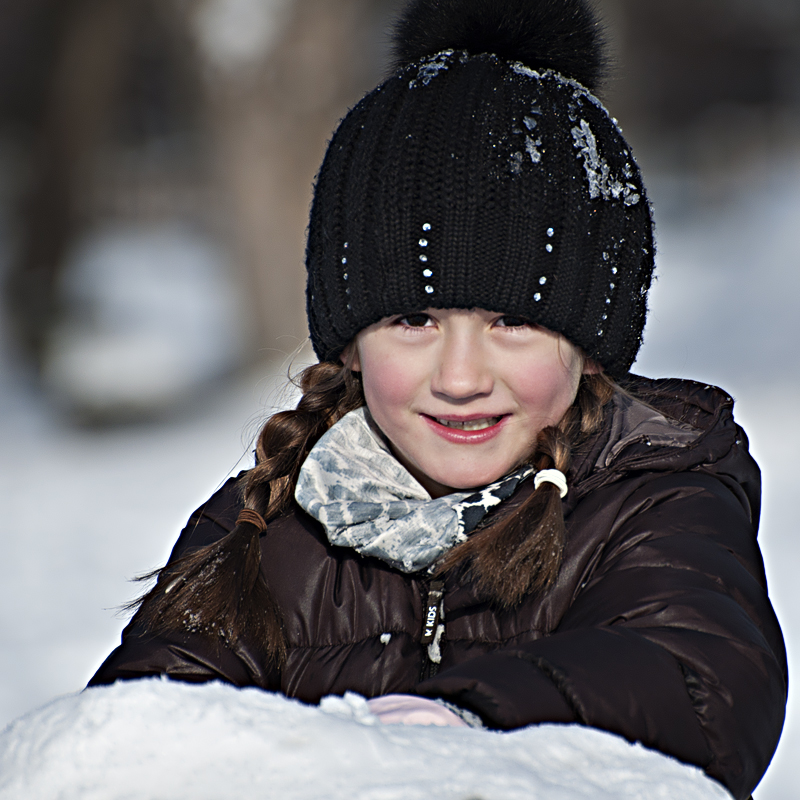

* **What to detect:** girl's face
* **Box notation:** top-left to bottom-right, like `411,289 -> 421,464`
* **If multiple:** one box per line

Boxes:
349,308 -> 592,498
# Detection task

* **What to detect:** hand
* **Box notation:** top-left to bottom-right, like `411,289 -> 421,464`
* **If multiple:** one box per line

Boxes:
366,694 -> 468,727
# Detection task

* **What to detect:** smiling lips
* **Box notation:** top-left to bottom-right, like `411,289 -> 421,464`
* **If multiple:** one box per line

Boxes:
423,414 -> 508,442
433,416 -> 503,431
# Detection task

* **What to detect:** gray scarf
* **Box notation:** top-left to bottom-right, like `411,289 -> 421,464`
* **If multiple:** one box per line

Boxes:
294,407 -> 534,573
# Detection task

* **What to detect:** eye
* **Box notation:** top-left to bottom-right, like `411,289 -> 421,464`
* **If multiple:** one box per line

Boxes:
397,313 -> 433,328
495,315 -> 533,329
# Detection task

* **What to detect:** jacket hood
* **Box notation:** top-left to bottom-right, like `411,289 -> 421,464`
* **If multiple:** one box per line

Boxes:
568,376 -> 760,526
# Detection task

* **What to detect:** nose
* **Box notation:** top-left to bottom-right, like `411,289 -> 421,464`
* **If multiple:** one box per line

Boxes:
430,325 -> 493,400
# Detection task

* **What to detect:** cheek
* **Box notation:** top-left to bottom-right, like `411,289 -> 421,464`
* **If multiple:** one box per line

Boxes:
514,360 -> 581,422
358,349 -> 417,412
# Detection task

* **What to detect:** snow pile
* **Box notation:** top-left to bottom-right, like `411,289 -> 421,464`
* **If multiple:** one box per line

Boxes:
193,0 -> 292,71
42,221 -> 246,419
0,680 -> 731,800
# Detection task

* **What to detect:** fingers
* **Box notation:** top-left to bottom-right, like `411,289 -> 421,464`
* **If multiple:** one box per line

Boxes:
366,694 -> 468,727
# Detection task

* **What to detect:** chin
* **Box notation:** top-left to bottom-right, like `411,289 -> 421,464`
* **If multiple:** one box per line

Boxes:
429,467 -> 507,493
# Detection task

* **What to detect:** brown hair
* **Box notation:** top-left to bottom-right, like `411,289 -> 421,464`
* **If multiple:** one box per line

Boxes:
130,361 -> 614,668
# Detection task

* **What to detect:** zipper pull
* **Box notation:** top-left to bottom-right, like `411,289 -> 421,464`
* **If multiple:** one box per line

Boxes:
421,580 -> 444,644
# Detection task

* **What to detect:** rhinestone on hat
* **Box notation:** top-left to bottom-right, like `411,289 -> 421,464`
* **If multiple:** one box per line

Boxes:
341,243 -> 349,283
420,225 -> 434,292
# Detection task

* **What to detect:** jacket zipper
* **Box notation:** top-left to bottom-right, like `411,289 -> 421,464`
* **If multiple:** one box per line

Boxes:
419,579 -> 445,681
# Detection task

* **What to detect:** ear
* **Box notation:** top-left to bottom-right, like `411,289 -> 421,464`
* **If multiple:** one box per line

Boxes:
582,357 -> 602,375
340,342 -> 361,372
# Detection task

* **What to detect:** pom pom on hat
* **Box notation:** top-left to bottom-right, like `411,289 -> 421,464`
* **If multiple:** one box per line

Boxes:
392,0 -> 608,93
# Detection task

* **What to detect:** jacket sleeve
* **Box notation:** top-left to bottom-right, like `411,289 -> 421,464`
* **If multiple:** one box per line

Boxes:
88,475 -> 276,690
416,471 -> 787,800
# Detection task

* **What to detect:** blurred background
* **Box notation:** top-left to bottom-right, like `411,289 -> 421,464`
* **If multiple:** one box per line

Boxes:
0,1 -> 797,796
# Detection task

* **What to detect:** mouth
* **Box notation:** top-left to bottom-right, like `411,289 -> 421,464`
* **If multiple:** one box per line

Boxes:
422,413 -> 509,443
432,416 -> 503,431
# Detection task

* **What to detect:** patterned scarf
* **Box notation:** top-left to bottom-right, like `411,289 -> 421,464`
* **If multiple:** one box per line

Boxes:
294,407 -> 534,573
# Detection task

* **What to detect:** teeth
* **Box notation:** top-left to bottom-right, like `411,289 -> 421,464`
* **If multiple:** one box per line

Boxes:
436,417 -> 501,431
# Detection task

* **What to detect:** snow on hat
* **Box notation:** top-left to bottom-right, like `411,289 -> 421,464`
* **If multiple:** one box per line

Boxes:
305,0 -> 655,377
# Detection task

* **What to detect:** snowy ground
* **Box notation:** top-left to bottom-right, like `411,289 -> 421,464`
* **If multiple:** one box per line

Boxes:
0,153 -> 798,797
0,681 -> 731,800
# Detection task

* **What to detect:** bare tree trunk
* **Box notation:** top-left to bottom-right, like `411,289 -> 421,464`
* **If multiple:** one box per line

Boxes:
7,0 -> 136,366
198,0 -> 381,359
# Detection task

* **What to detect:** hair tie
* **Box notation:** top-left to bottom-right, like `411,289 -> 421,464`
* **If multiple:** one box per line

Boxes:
533,469 -> 568,499
236,509 -> 268,532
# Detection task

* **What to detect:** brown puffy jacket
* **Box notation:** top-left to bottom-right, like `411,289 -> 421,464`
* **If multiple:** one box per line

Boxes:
90,377 -> 787,800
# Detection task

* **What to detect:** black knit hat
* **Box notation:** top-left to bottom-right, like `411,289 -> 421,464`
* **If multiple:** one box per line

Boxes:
306,0 -> 654,377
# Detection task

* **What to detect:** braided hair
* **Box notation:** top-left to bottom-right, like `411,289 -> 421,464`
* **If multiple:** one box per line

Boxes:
130,362 -> 614,669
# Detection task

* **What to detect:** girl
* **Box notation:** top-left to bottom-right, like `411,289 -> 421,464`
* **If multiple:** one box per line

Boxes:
89,1 -> 787,797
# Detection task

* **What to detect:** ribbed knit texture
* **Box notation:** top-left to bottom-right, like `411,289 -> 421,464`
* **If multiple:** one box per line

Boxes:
306,52 -> 654,377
